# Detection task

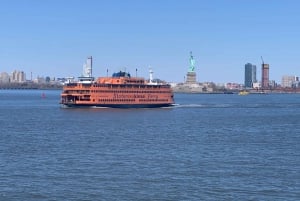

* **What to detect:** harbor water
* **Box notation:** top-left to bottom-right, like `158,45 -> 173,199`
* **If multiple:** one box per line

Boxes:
0,90 -> 299,200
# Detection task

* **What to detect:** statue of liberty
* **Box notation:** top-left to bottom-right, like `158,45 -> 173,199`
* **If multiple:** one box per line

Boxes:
189,51 -> 195,72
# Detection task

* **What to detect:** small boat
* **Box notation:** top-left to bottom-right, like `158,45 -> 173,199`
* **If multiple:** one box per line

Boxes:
238,90 -> 249,95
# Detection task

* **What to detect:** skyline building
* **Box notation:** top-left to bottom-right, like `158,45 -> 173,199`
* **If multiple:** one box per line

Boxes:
281,75 -> 298,88
82,56 -> 92,77
11,70 -> 26,83
244,63 -> 257,88
0,72 -> 10,83
261,63 -> 269,89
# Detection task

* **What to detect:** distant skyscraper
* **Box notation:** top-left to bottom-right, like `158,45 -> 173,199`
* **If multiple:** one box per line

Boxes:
244,63 -> 257,88
82,56 -> 93,77
261,63 -> 269,88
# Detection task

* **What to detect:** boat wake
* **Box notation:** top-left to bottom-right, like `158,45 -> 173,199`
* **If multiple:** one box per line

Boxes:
173,103 -> 239,108
90,106 -> 110,109
174,103 -> 300,109
172,104 -> 208,108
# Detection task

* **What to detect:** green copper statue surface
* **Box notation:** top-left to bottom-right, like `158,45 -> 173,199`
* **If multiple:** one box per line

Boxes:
189,51 -> 195,72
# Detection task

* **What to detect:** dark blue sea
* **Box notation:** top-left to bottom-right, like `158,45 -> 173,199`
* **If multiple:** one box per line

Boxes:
0,90 -> 299,200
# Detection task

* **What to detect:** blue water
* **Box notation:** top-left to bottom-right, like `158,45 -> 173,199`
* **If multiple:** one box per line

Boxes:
0,90 -> 299,200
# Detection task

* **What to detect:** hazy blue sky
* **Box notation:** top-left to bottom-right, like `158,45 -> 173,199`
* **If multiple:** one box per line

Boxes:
1,0 -> 300,83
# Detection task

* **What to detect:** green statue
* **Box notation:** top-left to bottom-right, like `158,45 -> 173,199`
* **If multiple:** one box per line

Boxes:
189,51 -> 195,72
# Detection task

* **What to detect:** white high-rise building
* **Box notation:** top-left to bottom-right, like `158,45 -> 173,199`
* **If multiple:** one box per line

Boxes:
281,75 -> 297,88
11,70 -> 26,83
83,56 -> 92,77
0,72 -> 10,83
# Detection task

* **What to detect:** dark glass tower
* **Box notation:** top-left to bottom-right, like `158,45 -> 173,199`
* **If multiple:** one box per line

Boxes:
244,63 -> 257,88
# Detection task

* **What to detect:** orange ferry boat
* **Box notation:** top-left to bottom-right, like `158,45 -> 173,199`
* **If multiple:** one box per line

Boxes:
60,57 -> 175,108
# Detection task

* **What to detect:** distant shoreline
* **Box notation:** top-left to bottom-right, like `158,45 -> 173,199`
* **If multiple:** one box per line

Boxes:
1,84 -> 299,94
0,83 -> 62,90
1,89 -> 299,94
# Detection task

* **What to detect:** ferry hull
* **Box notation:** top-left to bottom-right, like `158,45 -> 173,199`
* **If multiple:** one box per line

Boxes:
61,103 -> 174,109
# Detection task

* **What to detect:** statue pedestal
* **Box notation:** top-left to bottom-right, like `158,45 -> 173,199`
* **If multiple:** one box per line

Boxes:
186,72 -> 197,84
